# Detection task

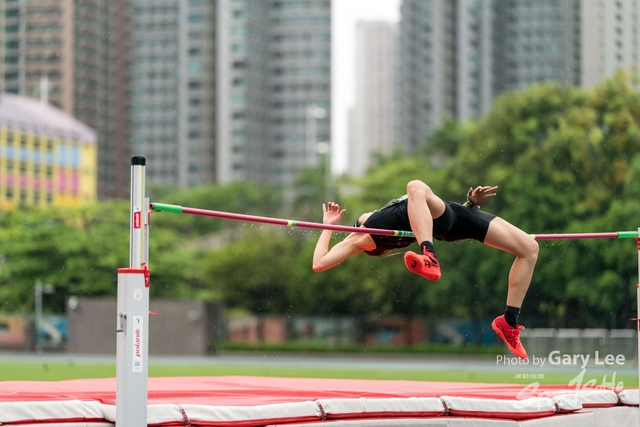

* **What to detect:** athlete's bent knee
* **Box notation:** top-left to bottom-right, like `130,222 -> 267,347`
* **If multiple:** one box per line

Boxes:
407,180 -> 431,197
521,238 -> 539,261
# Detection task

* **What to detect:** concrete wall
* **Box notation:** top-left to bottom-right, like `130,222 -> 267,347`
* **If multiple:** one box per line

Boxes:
227,316 -> 289,344
66,297 -> 224,355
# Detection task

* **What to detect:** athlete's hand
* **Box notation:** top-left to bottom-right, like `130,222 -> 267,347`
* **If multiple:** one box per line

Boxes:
467,186 -> 498,207
322,202 -> 346,225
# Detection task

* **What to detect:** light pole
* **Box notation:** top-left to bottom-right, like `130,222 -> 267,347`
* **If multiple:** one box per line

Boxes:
316,141 -> 331,202
34,280 -> 54,353
306,104 -> 327,167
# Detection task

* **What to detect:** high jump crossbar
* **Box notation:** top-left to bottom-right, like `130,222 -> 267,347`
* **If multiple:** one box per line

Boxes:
150,202 -> 415,237
150,202 -> 638,241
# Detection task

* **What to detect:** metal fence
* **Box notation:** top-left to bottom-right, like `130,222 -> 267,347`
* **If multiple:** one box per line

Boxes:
520,328 -> 637,363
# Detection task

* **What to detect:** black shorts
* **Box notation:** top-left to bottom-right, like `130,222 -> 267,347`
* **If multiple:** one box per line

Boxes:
433,200 -> 496,242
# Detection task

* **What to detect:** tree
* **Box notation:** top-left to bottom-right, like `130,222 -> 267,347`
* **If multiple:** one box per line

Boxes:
0,182 -> 282,313
432,71 -> 640,327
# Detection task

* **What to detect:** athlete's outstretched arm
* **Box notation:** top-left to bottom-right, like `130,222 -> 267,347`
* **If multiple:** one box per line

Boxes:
312,202 -> 365,272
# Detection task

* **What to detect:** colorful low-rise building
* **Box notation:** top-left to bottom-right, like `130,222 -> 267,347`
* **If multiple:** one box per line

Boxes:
0,93 -> 96,210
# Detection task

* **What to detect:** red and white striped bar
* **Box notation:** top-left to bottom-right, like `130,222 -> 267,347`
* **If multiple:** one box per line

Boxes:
151,203 -> 639,241
531,231 -> 638,240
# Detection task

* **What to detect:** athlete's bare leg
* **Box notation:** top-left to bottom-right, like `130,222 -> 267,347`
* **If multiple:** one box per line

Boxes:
483,217 -> 539,308
403,181 -> 447,281
405,180 -> 446,244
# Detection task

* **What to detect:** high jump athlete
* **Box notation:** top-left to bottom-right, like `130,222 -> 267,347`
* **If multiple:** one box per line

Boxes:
312,180 -> 538,359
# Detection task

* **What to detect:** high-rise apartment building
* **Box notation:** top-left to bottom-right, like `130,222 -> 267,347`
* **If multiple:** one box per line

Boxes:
0,0 -> 132,200
217,0 -> 331,189
453,0 -> 576,121
131,0 -> 216,187
395,0 -> 633,150
455,0 -> 495,121
580,0 -> 640,87
396,0 -> 455,152
494,0 -> 579,93
349,21 -> 395,178
0,93 -> 97,210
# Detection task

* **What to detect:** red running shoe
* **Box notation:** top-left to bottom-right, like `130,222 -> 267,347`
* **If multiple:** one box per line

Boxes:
404,248 -> 441,281
492,314 -> 528,359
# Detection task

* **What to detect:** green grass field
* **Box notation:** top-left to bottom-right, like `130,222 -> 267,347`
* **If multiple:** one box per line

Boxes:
2,361 -> 637,388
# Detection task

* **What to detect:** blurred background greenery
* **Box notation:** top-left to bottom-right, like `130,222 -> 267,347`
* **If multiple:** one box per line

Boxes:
2,73 -> 640,332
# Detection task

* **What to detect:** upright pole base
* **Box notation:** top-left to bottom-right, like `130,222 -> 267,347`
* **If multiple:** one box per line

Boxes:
116,268 -> 149,426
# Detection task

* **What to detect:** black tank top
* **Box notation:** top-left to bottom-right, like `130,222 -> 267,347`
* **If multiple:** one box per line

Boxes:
361,196 -> 416,257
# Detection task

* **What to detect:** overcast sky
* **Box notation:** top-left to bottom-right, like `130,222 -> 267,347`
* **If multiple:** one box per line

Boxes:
331,0 -> 400,174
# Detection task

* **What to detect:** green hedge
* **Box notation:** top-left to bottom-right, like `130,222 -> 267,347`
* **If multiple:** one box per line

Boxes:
217,341 -> 503,355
